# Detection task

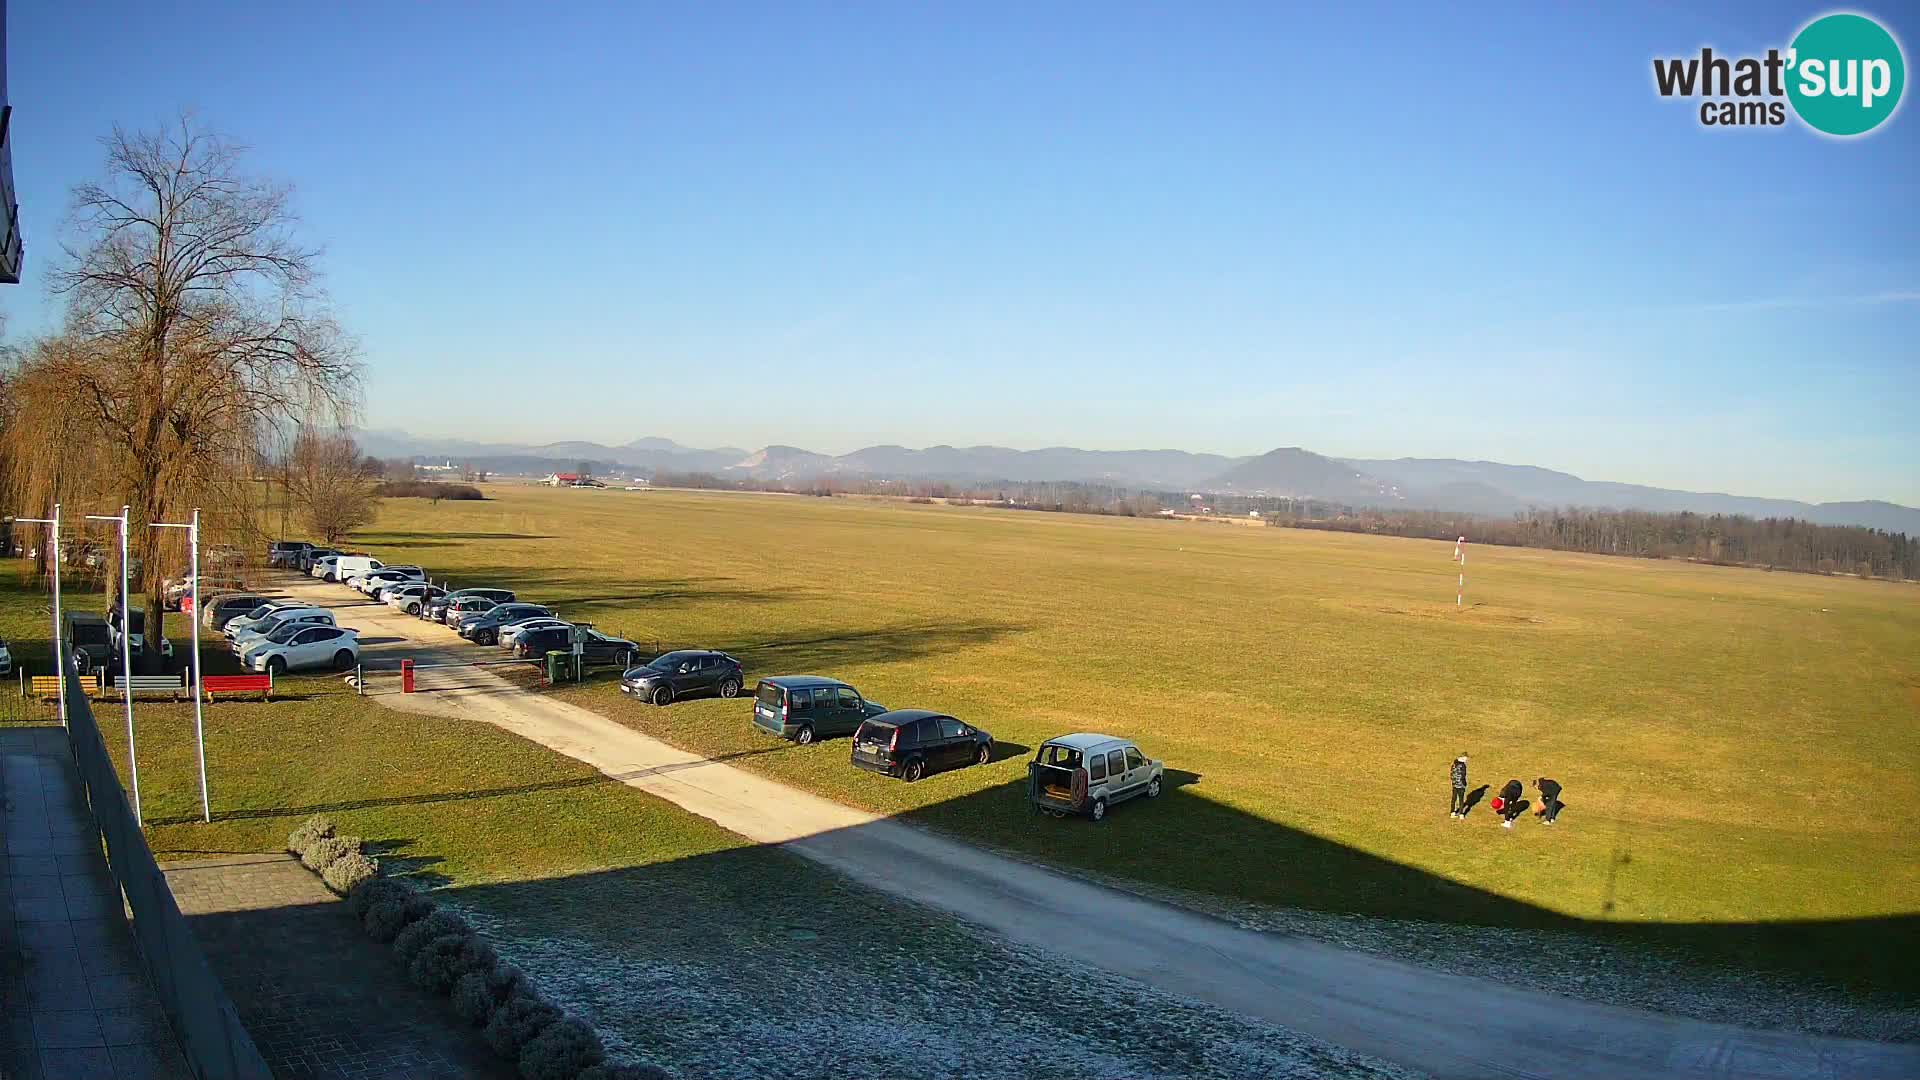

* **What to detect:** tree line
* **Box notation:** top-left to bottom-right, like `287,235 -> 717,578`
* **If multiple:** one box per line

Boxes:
647,471 -> 1916,582
0,117 -> 369,665
1271,506 -> 1918,581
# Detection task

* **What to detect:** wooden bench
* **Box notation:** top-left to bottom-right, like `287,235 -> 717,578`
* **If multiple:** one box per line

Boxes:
111,674 -> 188,700
28,673 -> 105,699
202,673 -> 273,701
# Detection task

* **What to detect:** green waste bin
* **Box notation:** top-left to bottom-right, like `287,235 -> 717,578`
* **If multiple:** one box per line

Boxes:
546,650 -> 567,684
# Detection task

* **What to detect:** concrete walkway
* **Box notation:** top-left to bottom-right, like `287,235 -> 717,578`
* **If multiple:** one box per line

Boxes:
290,576 -> 1920,1080
164,853 -> 513,1080
1,725 -> 190,1080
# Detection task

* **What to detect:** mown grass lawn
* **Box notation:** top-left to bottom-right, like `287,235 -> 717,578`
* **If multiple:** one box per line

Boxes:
0,569 -> 750,883
351,485 -> 1919,995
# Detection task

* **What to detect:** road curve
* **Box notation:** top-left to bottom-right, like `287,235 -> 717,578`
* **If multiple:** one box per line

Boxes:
281,574 -> 1918,1080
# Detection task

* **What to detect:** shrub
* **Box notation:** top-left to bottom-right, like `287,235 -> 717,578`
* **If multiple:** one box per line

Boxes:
364,893 -> 435,943
518,1016 -> 605,1080
453,962 -> 526,1026
321,851 -> 379,896
483,992 -> 560,1060
285,814 -> 337,855
579,1063 -> 673,1080
393,909 -> 472,964
300,834 -> 360,873
409,932 -> 479,994
346,875 -> 412,920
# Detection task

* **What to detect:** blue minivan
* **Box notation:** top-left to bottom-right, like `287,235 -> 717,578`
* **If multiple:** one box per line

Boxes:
752,676 -> 887,744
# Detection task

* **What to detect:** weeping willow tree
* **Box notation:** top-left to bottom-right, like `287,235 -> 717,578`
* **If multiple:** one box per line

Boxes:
2,116 -> 358,660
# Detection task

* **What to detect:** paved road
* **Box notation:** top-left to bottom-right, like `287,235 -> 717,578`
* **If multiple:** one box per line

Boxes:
281,574 -> 1920,1080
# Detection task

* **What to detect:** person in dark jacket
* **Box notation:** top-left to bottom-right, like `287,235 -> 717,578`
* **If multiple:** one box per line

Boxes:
1535,777 -> 1563,824
1449,754 -> 1469,819
1498,778 -> 1524,828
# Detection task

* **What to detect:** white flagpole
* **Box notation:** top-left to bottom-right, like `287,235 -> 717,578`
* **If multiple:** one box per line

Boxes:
153,512 -> 211,821
14,509 -> 67,724
190,509 -> 208,821
89,507 -> 141,823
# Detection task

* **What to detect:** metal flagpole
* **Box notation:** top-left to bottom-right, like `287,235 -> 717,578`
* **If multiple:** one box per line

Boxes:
153,510 -> 210,821
52,507 -> 63,725
13,508 -> 67,725
1454,535 -> 1467,608
88,507 -> 140,823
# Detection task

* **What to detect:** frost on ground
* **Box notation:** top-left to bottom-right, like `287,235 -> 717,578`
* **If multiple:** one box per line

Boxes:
448,848 -> 1425,1080
1019,858 -> 1920,1044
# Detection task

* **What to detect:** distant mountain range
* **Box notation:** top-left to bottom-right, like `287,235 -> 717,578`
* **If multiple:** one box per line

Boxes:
354,429 -> 1920,534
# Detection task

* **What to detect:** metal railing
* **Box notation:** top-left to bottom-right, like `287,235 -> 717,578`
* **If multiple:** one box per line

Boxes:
62,678 -> 273,1079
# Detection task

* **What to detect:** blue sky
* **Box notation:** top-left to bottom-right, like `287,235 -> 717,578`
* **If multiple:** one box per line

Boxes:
5,1 -> 1916,503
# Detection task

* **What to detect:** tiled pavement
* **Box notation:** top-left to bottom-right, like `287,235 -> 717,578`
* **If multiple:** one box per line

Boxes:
1,725 -> 191,1080
164,853 -> 513,1080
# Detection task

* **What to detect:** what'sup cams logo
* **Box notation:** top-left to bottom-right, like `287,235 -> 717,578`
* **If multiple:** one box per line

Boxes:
1653,11 -> 1905,136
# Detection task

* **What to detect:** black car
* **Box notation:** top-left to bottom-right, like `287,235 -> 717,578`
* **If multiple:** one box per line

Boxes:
513,625 -> 637,663
620,650 -> 743,705
851,710 -> 994,782
459,603 -> 554,645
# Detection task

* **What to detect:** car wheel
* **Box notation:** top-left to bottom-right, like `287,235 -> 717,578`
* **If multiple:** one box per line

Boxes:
975,743 -> 991,766
323,573 -> 336,582
793,724 -> 816,745
651,685 -> 673,706
479,631 -> 495,645
1090,797 -> 1108,822
902,758 -> 926,783
266,655 -> 288,676
1147,776 -> 1162,798
333,650 -> 355,671
718,677 -> 741,699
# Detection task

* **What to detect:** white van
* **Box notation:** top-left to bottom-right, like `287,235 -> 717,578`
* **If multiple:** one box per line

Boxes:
327,556 -> 384,584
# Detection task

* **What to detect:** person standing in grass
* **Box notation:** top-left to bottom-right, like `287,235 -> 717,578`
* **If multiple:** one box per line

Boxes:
1498,778 -> 1524,829
1535,777 -> 1563,825
1449,754 -> 1469,819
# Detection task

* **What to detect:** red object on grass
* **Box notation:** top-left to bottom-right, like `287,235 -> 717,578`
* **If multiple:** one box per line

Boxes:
1490,796 -> 1506,812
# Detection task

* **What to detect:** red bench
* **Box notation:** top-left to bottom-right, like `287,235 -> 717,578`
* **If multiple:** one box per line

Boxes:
202,673 -> 273,701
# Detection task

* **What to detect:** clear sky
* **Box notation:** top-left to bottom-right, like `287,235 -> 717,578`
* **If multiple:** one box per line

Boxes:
4,2 -> 1916,503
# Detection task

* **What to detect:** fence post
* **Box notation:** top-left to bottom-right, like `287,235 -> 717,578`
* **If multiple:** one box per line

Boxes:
401,658 -> 415,694
354,663 -> 362,696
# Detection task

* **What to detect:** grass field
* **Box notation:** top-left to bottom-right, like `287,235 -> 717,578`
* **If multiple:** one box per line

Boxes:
339,484 -> 1920,994
0,578 -> 1414,1077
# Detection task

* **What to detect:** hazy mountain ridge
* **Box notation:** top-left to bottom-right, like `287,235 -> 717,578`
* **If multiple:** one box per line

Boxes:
352,429 -> 1920,533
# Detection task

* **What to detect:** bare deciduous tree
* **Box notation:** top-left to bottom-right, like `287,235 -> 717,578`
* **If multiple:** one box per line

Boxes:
41,116 -> 359,654
287,430 -> 380,545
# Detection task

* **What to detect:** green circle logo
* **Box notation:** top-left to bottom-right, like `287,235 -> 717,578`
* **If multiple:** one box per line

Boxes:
1787,13 -> 1905,136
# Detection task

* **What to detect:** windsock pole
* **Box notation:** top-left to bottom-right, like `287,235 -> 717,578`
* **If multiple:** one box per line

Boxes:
1454,535 -> 1467,607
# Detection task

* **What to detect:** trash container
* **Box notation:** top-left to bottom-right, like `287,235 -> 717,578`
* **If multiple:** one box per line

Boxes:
546,650 -> 567,684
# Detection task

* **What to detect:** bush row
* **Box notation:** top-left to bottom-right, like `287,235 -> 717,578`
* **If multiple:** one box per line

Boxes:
285,816 -> 670,1080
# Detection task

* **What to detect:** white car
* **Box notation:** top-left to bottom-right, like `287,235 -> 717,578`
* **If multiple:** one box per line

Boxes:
230,608 -> 336,653
0,637 -> 11,676
224,601 -> 300,640
247,625 -> 360,674
357,567 -> 425,595
497,617 -> 570,648
371,573 -> 428,600
385,583 -> 441,613
309,555 -> 341,579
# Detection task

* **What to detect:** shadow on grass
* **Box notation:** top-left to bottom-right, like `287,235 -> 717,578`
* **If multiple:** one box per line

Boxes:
143,745 -> 792,827
886,772 -> 1919,1000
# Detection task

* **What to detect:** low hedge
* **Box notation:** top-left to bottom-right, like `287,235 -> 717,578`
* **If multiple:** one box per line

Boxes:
286,826 -> 671,1079
484,992 -> 561,1060
519,1016 -> 605,1080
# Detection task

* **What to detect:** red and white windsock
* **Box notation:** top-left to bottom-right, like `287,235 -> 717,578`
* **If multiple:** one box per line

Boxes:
1454,536 -> 1467,606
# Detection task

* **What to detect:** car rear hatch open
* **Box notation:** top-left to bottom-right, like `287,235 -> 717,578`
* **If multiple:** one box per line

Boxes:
752,683 -> 787,735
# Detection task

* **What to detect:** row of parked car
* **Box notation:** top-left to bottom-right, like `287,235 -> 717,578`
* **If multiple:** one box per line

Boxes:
266,540 -> 1164,820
